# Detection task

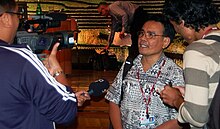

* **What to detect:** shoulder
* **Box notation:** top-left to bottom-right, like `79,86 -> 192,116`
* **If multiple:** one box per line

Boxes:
187,32 -> 220,51
164,57 -> 182,70
109,1 -> 120,8
185,35 -> 220,60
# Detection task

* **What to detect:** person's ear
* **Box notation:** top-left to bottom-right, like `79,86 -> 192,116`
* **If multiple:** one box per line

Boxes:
179,20 -> 185,27
0,13 -> 13,28
162,37 -> 170,49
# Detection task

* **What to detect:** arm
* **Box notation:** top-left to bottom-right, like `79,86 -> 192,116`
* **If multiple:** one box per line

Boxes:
109,102 -> 123,129
155,119 -> 182,129
43,43 -> 91,106
107,27 -> 115,48
160,62 -> 185,109
75,91 -> 91,107
109,2 -> 128,38
177,47 -> 210,127
160,85 -> 184,110
105,63 -> 126,129
22,58 -> 77,124
42,43 -> 69,85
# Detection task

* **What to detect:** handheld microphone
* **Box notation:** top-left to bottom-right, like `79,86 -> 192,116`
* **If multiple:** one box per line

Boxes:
87,78 -> 109,97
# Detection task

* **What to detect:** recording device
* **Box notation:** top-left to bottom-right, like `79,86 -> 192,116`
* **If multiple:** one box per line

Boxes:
16,12 -> 76,53
87,78 -> 110,97
21,18 -> 61,33
16,30 -> 76,54
19,12 -> 67,33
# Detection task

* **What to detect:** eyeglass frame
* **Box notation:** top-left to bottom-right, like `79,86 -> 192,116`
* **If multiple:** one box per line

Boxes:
137,30 -> 166,39
0,11 -> 23,18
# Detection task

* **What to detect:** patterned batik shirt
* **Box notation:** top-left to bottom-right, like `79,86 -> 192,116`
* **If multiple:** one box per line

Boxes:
105,54 -> 185,129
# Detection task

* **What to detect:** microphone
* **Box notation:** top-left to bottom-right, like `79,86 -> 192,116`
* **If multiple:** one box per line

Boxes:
87,78 -> 109,97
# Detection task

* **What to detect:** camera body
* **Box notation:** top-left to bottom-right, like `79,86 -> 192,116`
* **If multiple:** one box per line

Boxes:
16,30 -> 75,54
15,12 -> 76,53
16,13 -> 77,54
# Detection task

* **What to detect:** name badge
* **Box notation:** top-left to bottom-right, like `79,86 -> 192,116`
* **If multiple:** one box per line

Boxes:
140,115 -> 155,126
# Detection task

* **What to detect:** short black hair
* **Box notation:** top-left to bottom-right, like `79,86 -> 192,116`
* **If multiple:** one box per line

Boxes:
97,2 -> 109,8
163,0 -> 220,32
0,0 -> 17,14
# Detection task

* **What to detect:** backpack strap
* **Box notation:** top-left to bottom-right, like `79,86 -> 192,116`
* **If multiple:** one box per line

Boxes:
207,77 -> 220,129
204,35 -> 220,42
204,35 -> 220,129
204,35 -> 220,55
122,56 -> 134,80
119,55 -> 135,106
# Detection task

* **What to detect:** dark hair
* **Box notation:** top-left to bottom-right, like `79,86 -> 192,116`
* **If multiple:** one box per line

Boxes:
97,2 -> 109,8
0,0 -> 16,14
163,0 -> 220,32
141,14 -> 175,42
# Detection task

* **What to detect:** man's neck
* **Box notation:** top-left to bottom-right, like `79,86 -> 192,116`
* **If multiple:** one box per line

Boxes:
0,31 -> 13,44
198,25 -> 218,39
141,54 -> 162,72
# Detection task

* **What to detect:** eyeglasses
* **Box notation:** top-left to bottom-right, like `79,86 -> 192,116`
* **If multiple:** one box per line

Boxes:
5,11 -> 24,19
137,30 -> 165,39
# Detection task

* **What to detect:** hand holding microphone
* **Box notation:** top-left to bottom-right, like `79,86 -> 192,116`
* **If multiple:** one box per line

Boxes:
87,78 -> 110,97
75,91 -> 91,107
76,78 -> 109,107
80,78 -> 109,96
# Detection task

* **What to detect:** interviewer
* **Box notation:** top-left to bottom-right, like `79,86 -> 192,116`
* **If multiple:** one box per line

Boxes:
0,0 -> 90,129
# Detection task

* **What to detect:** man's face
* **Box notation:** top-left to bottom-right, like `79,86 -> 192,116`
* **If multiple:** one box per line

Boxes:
0,5 -> 20,43
97,5 -> 109,16
138,21 -> 169,57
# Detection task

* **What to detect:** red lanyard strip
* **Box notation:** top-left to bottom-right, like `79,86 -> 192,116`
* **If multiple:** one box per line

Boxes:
137,59 -> 166,118
202,27 -> 219,39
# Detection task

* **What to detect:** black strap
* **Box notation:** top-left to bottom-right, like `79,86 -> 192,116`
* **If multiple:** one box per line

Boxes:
122,56 -> 134,80
204,35 -> 220,42
204,35 -> 220,129
119,55 -> 135,105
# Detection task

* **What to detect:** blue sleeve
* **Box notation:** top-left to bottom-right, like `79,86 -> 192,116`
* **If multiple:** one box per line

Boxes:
21,61 -> 78,124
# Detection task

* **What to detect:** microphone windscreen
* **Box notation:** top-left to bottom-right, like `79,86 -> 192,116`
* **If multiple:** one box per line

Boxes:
89,78 -> 109,97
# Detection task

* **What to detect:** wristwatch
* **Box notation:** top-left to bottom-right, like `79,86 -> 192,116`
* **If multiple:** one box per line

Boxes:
53,70 -> 64,77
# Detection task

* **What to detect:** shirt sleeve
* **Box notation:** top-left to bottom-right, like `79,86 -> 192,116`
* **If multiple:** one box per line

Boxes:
109,2 -> 129,32
108,23 -> 116,46
21,61 -> 78,124
171,65 -> 185,86
178,45 -> 210,127
105,63 -> 125,104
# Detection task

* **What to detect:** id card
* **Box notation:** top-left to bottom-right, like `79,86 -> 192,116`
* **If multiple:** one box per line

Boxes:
140,115 -> 155,126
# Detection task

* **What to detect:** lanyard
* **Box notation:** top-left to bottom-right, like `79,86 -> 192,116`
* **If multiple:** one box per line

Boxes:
137,59 -> 166,118
202,27 -> 219,39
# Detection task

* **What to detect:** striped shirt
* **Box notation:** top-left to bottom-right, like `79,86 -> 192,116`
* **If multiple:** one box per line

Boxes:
178,31 -> 220,128
0,40 -> 77,129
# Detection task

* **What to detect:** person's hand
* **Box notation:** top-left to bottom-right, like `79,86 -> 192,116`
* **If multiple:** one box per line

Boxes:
105,45 -> 109,50
119,31 -> 125,39
173,86 -> 185,96
119,27 -> 125,39
160,85 -> 184,109
75,91 -> 91,107
42,43 -> 62,76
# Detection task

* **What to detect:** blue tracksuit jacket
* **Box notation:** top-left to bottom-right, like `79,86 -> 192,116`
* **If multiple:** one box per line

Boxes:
0,39 -> 77,129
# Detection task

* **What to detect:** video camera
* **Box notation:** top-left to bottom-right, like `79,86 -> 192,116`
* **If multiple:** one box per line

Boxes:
16,30 -> 75,54
15,13 -> 77,54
